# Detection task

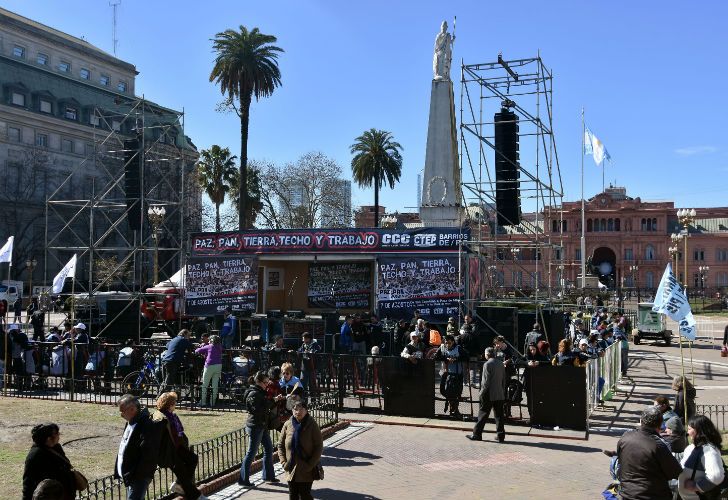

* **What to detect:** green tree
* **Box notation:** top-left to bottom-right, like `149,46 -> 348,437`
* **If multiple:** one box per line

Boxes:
210,26 -> 283,230
228,165 -> 263,227
196,145 -> 238,232
350,129 -> 403,227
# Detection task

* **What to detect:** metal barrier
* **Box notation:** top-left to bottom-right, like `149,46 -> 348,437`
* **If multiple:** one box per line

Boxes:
586,342 -> 622,415
696,404 -> 728,431
77,391 -> 338,500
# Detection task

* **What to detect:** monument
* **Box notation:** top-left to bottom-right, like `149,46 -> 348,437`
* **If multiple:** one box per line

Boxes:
420,21 -> 463,227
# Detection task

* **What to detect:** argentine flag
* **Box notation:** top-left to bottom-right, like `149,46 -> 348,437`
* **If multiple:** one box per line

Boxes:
584,127 -> 611,165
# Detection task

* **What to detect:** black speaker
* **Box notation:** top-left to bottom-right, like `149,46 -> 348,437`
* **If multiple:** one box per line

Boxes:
123,138 -> 142,230
494,107 -> 521,226
266,309 -> 283,319
475,305 -> 518,348
286,309 -> 305,319
104,299 -> 148,339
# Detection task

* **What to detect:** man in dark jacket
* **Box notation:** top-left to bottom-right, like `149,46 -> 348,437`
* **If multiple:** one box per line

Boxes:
616,406 -> 682,499
160,329 -> 192,393
239,372 -> 280,486
114,394 -> 162,500
467,347 -> 506,442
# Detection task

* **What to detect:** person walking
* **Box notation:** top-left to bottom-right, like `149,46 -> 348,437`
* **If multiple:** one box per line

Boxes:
678,414 -> 725,500
153,392 -> 208,500
467,347 -> 506,443
278,400 -> 323,500
239,371 -> 283,487
13,296 -> 22,323
114,394 -> 162,500
22,423 -> 78,500
616,406 -> 682,500
195,334 -> 222,408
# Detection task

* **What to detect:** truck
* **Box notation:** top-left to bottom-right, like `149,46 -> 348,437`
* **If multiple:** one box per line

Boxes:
0,280 -> 24,303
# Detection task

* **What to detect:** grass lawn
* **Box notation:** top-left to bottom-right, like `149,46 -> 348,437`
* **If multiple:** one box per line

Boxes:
0,397 -> 246,499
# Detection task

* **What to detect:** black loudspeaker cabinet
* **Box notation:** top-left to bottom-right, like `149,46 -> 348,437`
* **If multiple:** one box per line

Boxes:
104,299 -> 151,339
494,108 -> 521,226
321,311 -> 340,336
123,138 -> 142,231
528,366 -> 587,431
379,357 -> 435,418
475,305 -> 518,349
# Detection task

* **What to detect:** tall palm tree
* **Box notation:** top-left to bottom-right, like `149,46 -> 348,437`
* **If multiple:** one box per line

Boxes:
210,26 -> 283,230
350,129 -> 403,227
228,166 -> 263,227
196,145 -> 238,232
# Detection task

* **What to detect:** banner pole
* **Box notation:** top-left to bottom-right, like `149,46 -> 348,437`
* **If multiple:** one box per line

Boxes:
3,261 -> 11,395
70,276 -> 75,401
678,334 -> 688,425
688,340 -> 695,385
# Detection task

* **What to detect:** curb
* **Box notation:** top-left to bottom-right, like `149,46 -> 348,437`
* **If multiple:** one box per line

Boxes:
194,420 -> 350,496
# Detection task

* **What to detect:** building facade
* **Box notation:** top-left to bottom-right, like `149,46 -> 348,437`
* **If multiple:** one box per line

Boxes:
0,8 -> 199,291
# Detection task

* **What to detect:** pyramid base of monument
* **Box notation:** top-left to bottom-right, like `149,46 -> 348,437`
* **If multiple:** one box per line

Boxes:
419,205 -> 463,227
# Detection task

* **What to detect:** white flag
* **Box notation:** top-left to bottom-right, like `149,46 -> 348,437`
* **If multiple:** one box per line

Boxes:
52,254 -> 77,294
0,236 -> 13,264
652,263 -> 696,340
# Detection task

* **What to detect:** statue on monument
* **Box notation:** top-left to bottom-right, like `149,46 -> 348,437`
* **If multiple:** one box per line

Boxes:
433,20 -> 454,81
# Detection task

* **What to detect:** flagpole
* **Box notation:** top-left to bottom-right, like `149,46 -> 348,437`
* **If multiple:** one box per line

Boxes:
70,275 -> 75,402
602,159 -> 605,193
3,253 -> 11,395
580,108 -> 586,289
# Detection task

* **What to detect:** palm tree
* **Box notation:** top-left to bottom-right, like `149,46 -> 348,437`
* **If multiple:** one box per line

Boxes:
196,145 -> 238,232
228,166 -> 263,227
210,26 -> 283,230
350,129 -> 403,227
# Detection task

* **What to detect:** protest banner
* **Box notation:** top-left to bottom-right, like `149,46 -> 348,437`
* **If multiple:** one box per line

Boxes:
307,262 -> 371,309
185,255 -> 257,315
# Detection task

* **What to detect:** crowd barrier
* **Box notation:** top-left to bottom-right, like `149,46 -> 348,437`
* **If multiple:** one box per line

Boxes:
586,342 -> 623,415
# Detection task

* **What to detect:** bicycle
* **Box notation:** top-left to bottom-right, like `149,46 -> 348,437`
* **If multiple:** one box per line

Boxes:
121,351 -> 162,398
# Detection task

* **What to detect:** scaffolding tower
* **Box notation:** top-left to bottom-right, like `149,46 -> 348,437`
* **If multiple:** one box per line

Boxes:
45,97 -> 198,337
459,54 -> 564,307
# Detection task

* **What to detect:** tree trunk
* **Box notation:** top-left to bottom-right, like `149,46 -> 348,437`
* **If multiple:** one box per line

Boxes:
215,202 -> 221,232
239,90 -> 253,230
373,175 -> 380,228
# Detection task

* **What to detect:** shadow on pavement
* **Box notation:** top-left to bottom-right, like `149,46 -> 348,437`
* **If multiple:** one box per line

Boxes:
313,488 -> 382,500
321,447 -> 381,467
511,439 -> 604,454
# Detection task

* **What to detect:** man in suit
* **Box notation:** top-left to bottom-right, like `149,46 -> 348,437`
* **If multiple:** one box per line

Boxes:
114,394 -> 162,500
467,347 -> 506,442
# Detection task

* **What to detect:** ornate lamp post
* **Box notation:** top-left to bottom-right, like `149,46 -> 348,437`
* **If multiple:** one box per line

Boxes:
25,257 -> 37,306
677,208 -> 697,296
630,264 -> 639,303
670,232 -> 683,271
698,265 -> 709,309
147,205 -> 166,285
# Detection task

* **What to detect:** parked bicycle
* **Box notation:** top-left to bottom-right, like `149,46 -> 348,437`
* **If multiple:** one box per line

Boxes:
121,351 -> 163,397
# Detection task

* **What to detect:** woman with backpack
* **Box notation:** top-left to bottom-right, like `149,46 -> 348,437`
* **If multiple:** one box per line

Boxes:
239,371 -> 284,487
678,414 -> 725,500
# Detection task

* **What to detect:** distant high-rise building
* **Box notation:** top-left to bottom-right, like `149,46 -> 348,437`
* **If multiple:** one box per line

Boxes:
322,179 -> 351,227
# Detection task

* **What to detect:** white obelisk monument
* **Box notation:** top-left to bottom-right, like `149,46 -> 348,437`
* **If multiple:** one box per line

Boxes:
420,20 -> 462,227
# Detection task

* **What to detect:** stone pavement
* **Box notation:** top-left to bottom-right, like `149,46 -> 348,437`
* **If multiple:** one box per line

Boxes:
205,329 -> 728,500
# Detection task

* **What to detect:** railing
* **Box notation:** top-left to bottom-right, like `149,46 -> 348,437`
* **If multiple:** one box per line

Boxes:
696,404 -> 728,431
586,341 -> 622,415
78,391 -> 338,500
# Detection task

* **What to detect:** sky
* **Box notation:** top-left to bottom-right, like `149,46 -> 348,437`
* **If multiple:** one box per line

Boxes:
4,0 -> 728,215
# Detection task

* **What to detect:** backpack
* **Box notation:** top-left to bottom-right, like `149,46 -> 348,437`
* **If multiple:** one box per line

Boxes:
429,329 -> 442,347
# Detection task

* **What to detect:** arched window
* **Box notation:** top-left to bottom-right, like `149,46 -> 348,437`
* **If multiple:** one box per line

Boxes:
607,218 -> 614,232
645,271 -> 655,289
562,220 -> 567,232
641,218 -> 647,231
600,218 -> 607,231
645,244 -> 655,260
652,218 -> 657,231
552,220 -> 558,232
587,219 -> 593,232
615,218 -> 621,231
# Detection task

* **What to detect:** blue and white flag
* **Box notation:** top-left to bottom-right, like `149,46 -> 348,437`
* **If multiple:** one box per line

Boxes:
0,236 -> 13,264
584,127 -> 611,165
652,263 -> 697,340
51,254 -> 77,294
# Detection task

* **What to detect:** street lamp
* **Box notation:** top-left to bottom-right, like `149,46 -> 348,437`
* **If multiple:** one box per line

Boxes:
670,232 -> 684,271
25,257 -> 37,313
677,208 -> 697,296
630,264 -> 639,303
698,265 -> 709,309
147,205 -> 166,285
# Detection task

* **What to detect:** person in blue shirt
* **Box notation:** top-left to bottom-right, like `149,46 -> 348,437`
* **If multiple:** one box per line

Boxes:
338,316 -> 353,353
220,307 -> 238,350
161,329 -> 192,393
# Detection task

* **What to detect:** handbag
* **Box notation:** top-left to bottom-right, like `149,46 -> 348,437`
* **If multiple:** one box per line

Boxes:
313,462 -> 324,481
47,447 -> 88,491
721,346 -> 727,358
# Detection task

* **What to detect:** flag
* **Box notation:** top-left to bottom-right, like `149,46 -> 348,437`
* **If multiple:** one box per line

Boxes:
652,263 -> 697,340
584,127 -> 611,165
52,254 -> 77,294
0,236 -> 13,264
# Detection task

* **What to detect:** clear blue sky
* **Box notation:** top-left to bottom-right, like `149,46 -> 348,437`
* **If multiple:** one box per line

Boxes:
6,0 -> 728,213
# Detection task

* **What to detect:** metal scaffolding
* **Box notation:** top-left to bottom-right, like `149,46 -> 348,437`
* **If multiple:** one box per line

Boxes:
459,54 -> 564,306
44,96 -> 196,336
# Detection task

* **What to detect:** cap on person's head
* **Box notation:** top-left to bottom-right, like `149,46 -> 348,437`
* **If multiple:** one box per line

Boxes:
579,338 -> 588,347
410,332 -> 420,339
448,317 -> 455,322
665,416 -> 684,434
74,322 -> 86,330
533,323 -> 540,330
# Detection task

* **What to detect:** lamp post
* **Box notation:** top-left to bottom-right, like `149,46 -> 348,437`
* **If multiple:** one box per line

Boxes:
699,265 -> 709,310
630,264 -> 639,303
25,257 -> 37,305
677,208 -> 697,298
147,205 -> 166,285
670,232 -> 683,272
511,248 -> 520,290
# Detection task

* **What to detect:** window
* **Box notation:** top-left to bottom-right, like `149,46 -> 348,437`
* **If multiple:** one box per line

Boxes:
645,245 -> 655,260
562,220 -> 568,232
587,219 -> 593,232
11,92 -> 25,106
39,99 -> 52,113
80,68 -> 90,80
58,61 -> 70,72
8,127 -> 21,142
615,218 -> 621,231
36,133 -> 48,147
36,53 -> 48,65
600,218 -> 607,231
89,114 -> 100,126
100,75 -> 110,86
552,220 -> 558,232
693,249 -> 705,261
117,81 -> 127,92
646,272 -> 655,289
608,218 -> 614,232
641,218 -> 647,231
716,249 -> 728,262
61,139 -> 73,153
717,272 -> 728,287
85,143 -> 94,156
512,271 -> 523,287
624,248 -> 633,260
575,249 -> 581,261
13,45 -> 25,58
652,218 -> 657,231
64,106 -> 78,120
